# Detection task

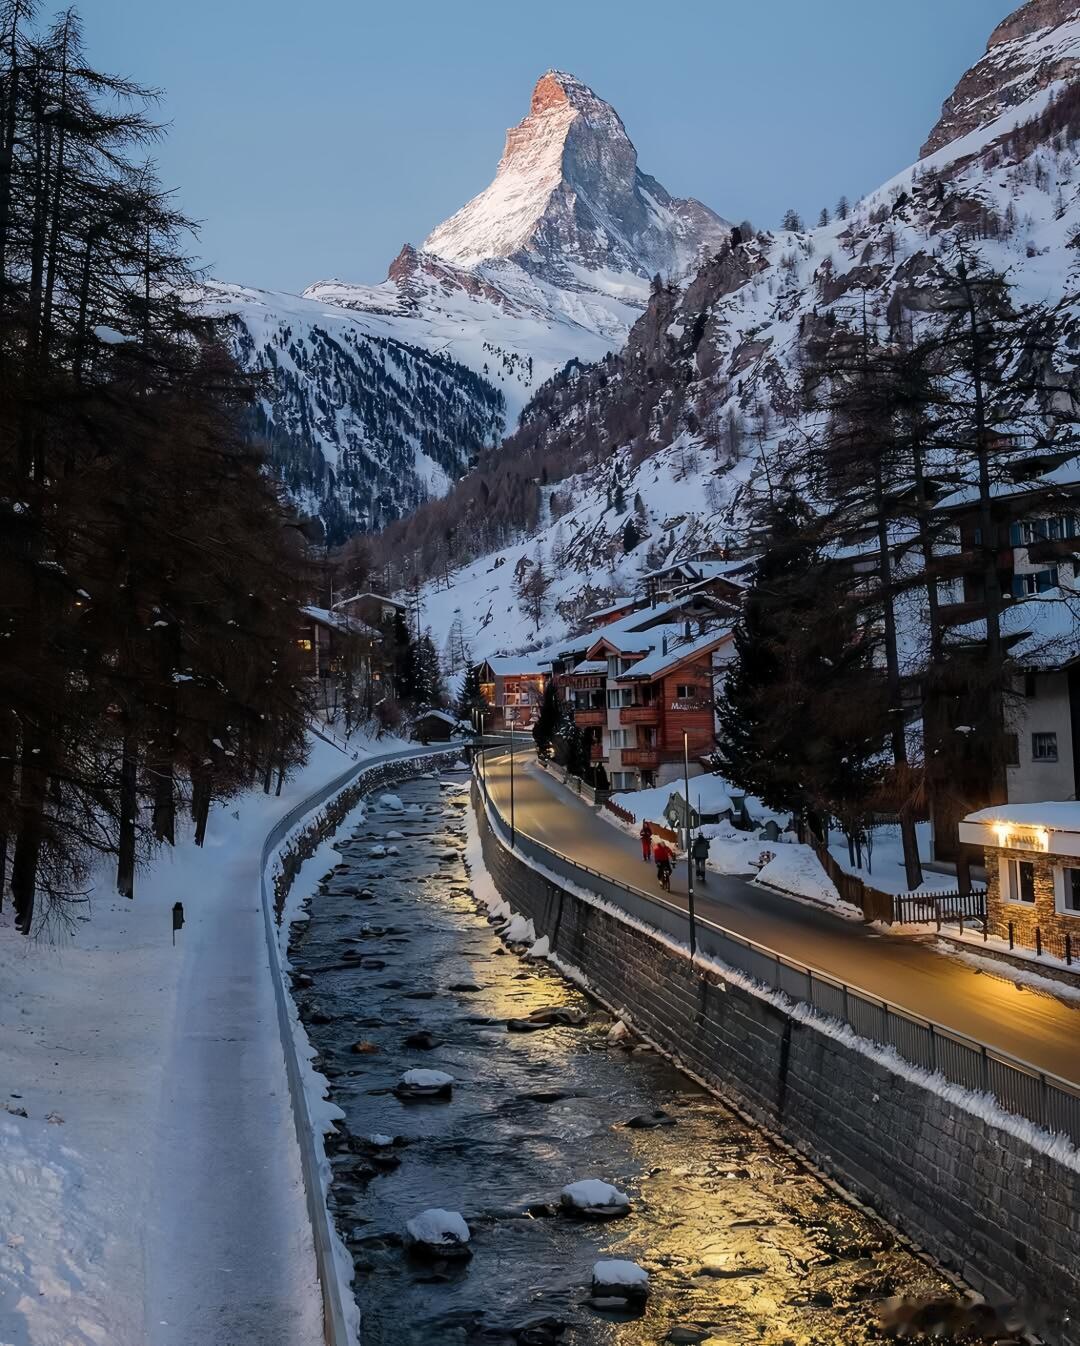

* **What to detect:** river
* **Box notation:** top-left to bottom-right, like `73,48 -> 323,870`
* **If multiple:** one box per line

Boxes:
289,769 -> 964,1345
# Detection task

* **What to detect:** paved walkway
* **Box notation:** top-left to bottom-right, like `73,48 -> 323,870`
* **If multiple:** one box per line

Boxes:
480,753 -> 1080,1085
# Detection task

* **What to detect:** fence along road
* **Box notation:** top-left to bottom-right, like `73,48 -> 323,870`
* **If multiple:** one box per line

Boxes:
476,751 -> 1080,1139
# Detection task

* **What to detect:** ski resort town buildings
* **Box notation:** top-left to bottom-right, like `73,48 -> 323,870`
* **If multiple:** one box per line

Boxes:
930,466 -> 1080,864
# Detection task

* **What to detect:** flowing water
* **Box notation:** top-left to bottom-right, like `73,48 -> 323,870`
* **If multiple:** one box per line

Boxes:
289,771 -> 963,1346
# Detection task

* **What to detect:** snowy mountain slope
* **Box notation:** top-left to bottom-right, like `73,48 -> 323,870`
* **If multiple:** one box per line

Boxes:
400,0 -> 1080,665
201,282 -> 505,543
922,0 -> 1080,156
212,69 -> 728,539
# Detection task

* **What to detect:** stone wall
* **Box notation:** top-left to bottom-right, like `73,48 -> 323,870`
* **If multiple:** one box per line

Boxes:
476,791 -> 1080,1345
986,845 -> 1080,958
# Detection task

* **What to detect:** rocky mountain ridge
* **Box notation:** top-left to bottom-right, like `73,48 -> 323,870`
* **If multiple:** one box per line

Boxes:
380,0 -> 1080,664
213,71 -> 728,541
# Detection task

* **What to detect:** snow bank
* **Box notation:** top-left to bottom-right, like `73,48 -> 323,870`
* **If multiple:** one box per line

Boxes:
936,941 -> 1080,1004
378,792 -> 404,810
527,934 -> 551,958
505,913 -> 537,944
754,844 -> 841,906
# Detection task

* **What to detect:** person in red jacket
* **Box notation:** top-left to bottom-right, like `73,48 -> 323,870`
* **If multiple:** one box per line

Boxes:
653,839 -> 674,890
639,820 -> 653,862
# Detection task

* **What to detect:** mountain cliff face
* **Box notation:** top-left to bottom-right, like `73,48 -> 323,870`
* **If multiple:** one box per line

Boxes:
423,70 -> 729,281
922,0 -> 1080,156
214,71 -> 728,541
385,0 -> 1080,663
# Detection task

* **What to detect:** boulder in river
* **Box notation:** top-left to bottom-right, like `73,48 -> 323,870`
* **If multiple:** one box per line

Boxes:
403,1031 -> 439,1050
590,1259 -> 649,1307
624,1109 -> 676,1129
394,1068 -> 453,1100
560,1179 -> 631,1220
509,1006 -> 586,1032
404,1208 -> 472,1260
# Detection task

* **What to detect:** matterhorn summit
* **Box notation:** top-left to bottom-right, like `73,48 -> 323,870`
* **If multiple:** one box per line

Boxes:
423,70 -> 729,282
208,69 -> 732,539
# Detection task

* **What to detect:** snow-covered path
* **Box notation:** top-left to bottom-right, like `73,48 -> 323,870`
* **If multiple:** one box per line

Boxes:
146,828 -> 322,1346
0,732 -> 414,1346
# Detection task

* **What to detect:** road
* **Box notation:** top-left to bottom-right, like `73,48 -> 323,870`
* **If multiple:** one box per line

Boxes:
479,751 -> 1080,1086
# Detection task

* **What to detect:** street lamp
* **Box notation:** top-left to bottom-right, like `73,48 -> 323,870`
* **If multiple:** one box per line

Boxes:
508,706 -> 517,849
683,729 -> 698,958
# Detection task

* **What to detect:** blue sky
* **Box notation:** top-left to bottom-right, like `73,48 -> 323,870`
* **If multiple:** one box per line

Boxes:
87,0 -> 1011,293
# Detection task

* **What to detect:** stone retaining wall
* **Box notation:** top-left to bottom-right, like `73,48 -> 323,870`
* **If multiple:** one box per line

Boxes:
475,790 -> 1080,1345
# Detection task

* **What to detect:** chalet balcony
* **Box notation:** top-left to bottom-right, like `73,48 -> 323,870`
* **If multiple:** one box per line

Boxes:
573,708 -> 605,728
1025,536 -> 1080,565
619,704 -> 660,726
589,742 -> 605,762
926,549 -> 981,580
621,747 -> 659,768
937,599 -> 990,628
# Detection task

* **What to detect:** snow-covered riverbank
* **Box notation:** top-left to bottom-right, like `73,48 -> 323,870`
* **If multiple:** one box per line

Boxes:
0,731 -> 411,1346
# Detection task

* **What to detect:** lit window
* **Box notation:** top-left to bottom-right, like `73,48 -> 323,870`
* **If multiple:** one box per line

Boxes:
297,638 -> 313,652
1006,858 -> 1036,904
1032,732 -> 1058,762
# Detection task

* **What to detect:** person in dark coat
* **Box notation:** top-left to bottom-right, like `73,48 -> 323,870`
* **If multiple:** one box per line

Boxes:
692,831 -> 711,883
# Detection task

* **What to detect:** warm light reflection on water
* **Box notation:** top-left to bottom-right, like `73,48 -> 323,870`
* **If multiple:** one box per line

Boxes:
290,774 -> 959,1345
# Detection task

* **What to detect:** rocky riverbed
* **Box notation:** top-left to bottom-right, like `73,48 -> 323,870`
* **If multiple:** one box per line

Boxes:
288,771 -> 987,1345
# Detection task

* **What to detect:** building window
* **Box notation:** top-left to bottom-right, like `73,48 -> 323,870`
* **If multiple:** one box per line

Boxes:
1023,673 -> 1037,698
1032,731 -> 1058,762
1011,568 -> 1059,597
611,771 -> 636,790
1057,867 -> 1080,914
608,688 -> 632,708
609,729 -> 627,748
1005,858 -> 1036,904
1014,516 -> 1077,545
675,684 -> 698,699
297,638 -> 313,652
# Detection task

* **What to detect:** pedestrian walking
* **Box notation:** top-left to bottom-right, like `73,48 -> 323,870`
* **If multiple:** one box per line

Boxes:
692,831 -> 711,883
653,839 -> 674,891
639,820 -> 653,862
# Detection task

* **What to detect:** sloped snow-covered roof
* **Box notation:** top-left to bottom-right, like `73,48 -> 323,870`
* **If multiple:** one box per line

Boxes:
415,707 -> 461,725
571,659 -> 608,674
619,627 -> 733,679
965,802 -> 1080,834
335,591 -> 406,612
302,606 -> 380,639
584,595 -> 640,621
482,655 -> 547,676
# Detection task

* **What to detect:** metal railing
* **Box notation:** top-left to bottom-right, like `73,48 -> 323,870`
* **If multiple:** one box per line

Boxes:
260,739 -> 470,1346
474,754 -> 1080,1148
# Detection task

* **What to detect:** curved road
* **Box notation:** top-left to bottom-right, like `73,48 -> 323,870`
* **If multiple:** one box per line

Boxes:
479,752 -> 1080,1085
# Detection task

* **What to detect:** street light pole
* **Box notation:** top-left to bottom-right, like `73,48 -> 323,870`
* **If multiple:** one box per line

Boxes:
683,729 -> 698,958
509,711 -> 516,849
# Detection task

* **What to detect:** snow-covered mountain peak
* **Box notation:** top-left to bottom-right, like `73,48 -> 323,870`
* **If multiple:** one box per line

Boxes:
422,69 -> 730,281
922,0 -> 1080,157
